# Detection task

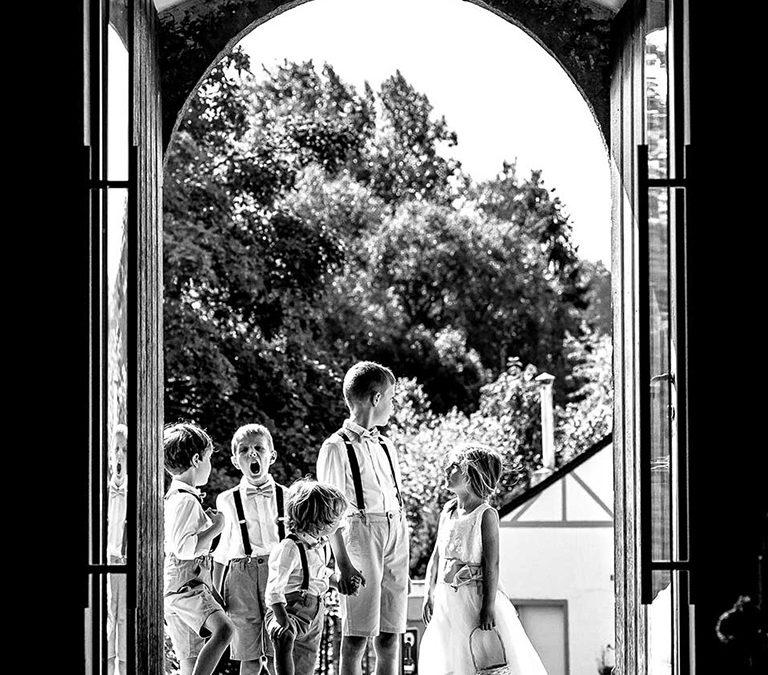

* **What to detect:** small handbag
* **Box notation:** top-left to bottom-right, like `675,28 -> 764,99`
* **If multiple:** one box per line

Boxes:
469,626 -> 511,675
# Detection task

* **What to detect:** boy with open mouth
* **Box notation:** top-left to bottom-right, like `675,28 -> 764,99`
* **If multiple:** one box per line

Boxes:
213,424 -> 289,675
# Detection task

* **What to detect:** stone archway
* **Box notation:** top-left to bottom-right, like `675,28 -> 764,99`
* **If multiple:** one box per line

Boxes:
158,0 -> 616,150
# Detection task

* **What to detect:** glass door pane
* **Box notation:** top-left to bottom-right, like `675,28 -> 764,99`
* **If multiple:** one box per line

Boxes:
642,1 -> 690,673
648,184 -> 671,570
106,186 -> 129,674
87,3 -> 132,673
107,24 -> 129,182
644,1 -> 676,672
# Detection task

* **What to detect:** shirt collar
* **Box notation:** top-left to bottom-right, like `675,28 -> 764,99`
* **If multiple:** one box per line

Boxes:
342,418 -> 380,440
295,532 -> 324,549
168,478 -> 202,498
239,474 -> 275,490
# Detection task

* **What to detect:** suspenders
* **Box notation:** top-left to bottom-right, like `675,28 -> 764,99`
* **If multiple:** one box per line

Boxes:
275,484 -> 286,540
286,533 -> 310,596
338,429 -> 403,512
378,437 -> 404,509
166,486 -> 203,503
232,489 -> 253,557
340,431 -> 366,511
231,483 -> 286,558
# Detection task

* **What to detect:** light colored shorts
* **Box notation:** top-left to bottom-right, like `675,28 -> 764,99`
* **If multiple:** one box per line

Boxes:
164,555 -> 224,660
266,592 -> 325,675
340,511 -> 409,637
222,555 -> 273,662
106,557 -> 127,661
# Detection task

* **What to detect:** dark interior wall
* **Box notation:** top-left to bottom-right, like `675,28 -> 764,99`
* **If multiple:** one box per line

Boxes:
687,6 -> 767,672
23,1 -> 164,669
28,0 -> 92,668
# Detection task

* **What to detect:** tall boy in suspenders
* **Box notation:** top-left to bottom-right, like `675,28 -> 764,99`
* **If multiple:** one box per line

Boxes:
317,362 -> 410,675
213,424 -> 288,675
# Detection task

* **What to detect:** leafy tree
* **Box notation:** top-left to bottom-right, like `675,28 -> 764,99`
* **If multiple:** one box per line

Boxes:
246,60 -> 376,179
363,198 -> 588,407
164,50 -> 350,487
581,259 -> 612,335
469,163 -> 594,402
163,49 -> 612,526
472,162 -> 580,275
368,71 -> 462,207
558,328 -> 613,460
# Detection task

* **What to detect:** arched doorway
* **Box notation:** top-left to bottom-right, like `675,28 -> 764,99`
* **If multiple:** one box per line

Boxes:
69,1 -> 767,674
162,3 -> 613,673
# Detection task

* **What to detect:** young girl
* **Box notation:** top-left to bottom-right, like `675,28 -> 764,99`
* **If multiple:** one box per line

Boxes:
264,479 -> 348,675
419,444 -> 547,675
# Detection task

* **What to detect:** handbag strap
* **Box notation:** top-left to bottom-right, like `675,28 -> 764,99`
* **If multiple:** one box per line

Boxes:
468,627 -> 508,671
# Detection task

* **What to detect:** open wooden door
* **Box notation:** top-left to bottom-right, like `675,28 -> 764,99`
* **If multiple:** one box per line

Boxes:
612,0 -> 692,673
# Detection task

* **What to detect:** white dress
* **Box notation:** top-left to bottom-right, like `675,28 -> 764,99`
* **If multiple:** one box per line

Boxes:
418,500 -> 548,675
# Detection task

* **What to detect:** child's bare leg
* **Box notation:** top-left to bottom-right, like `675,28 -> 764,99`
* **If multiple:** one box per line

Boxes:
192,611 -> 235,675
340,635 -> 368,675
372,632 -> 399,675
272,629 -> 296,675
180,657 -> 197,675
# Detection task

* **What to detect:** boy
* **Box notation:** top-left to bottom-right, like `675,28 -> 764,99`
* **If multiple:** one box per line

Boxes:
213,424 -> 288,675
106,423 -> 128,675
316,361 -> 410,675
265,479 -> 347,675
164,422 -> 234,675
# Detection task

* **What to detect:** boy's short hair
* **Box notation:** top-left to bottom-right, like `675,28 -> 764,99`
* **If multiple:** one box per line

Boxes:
164,422 -> 213,475
111,423 -> 128,454
342,361 -> 395,409
230,423 -> 274,455
286,479 -> 347,537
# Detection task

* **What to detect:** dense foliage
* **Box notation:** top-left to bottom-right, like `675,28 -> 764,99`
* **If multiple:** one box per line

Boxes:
163,49 -> 613,575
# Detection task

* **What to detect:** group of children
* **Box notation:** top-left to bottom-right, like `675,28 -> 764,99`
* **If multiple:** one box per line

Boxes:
162,360 -> 546,675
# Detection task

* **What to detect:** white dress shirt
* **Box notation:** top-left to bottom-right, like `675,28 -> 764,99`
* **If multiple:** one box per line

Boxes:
316,419 -> 403,515
213,475 -> 282,564
164,479 -> 212,559
264,534 -> 333,605
107,478 -> 127,559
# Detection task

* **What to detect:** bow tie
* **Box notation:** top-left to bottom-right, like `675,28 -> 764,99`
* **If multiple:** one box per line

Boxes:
109,482 -> 127,497
245,483 -> 274,499
361,427 -> 380,439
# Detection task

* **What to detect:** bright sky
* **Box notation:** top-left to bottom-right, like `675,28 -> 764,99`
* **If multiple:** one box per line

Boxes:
239,0 -> 611,264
